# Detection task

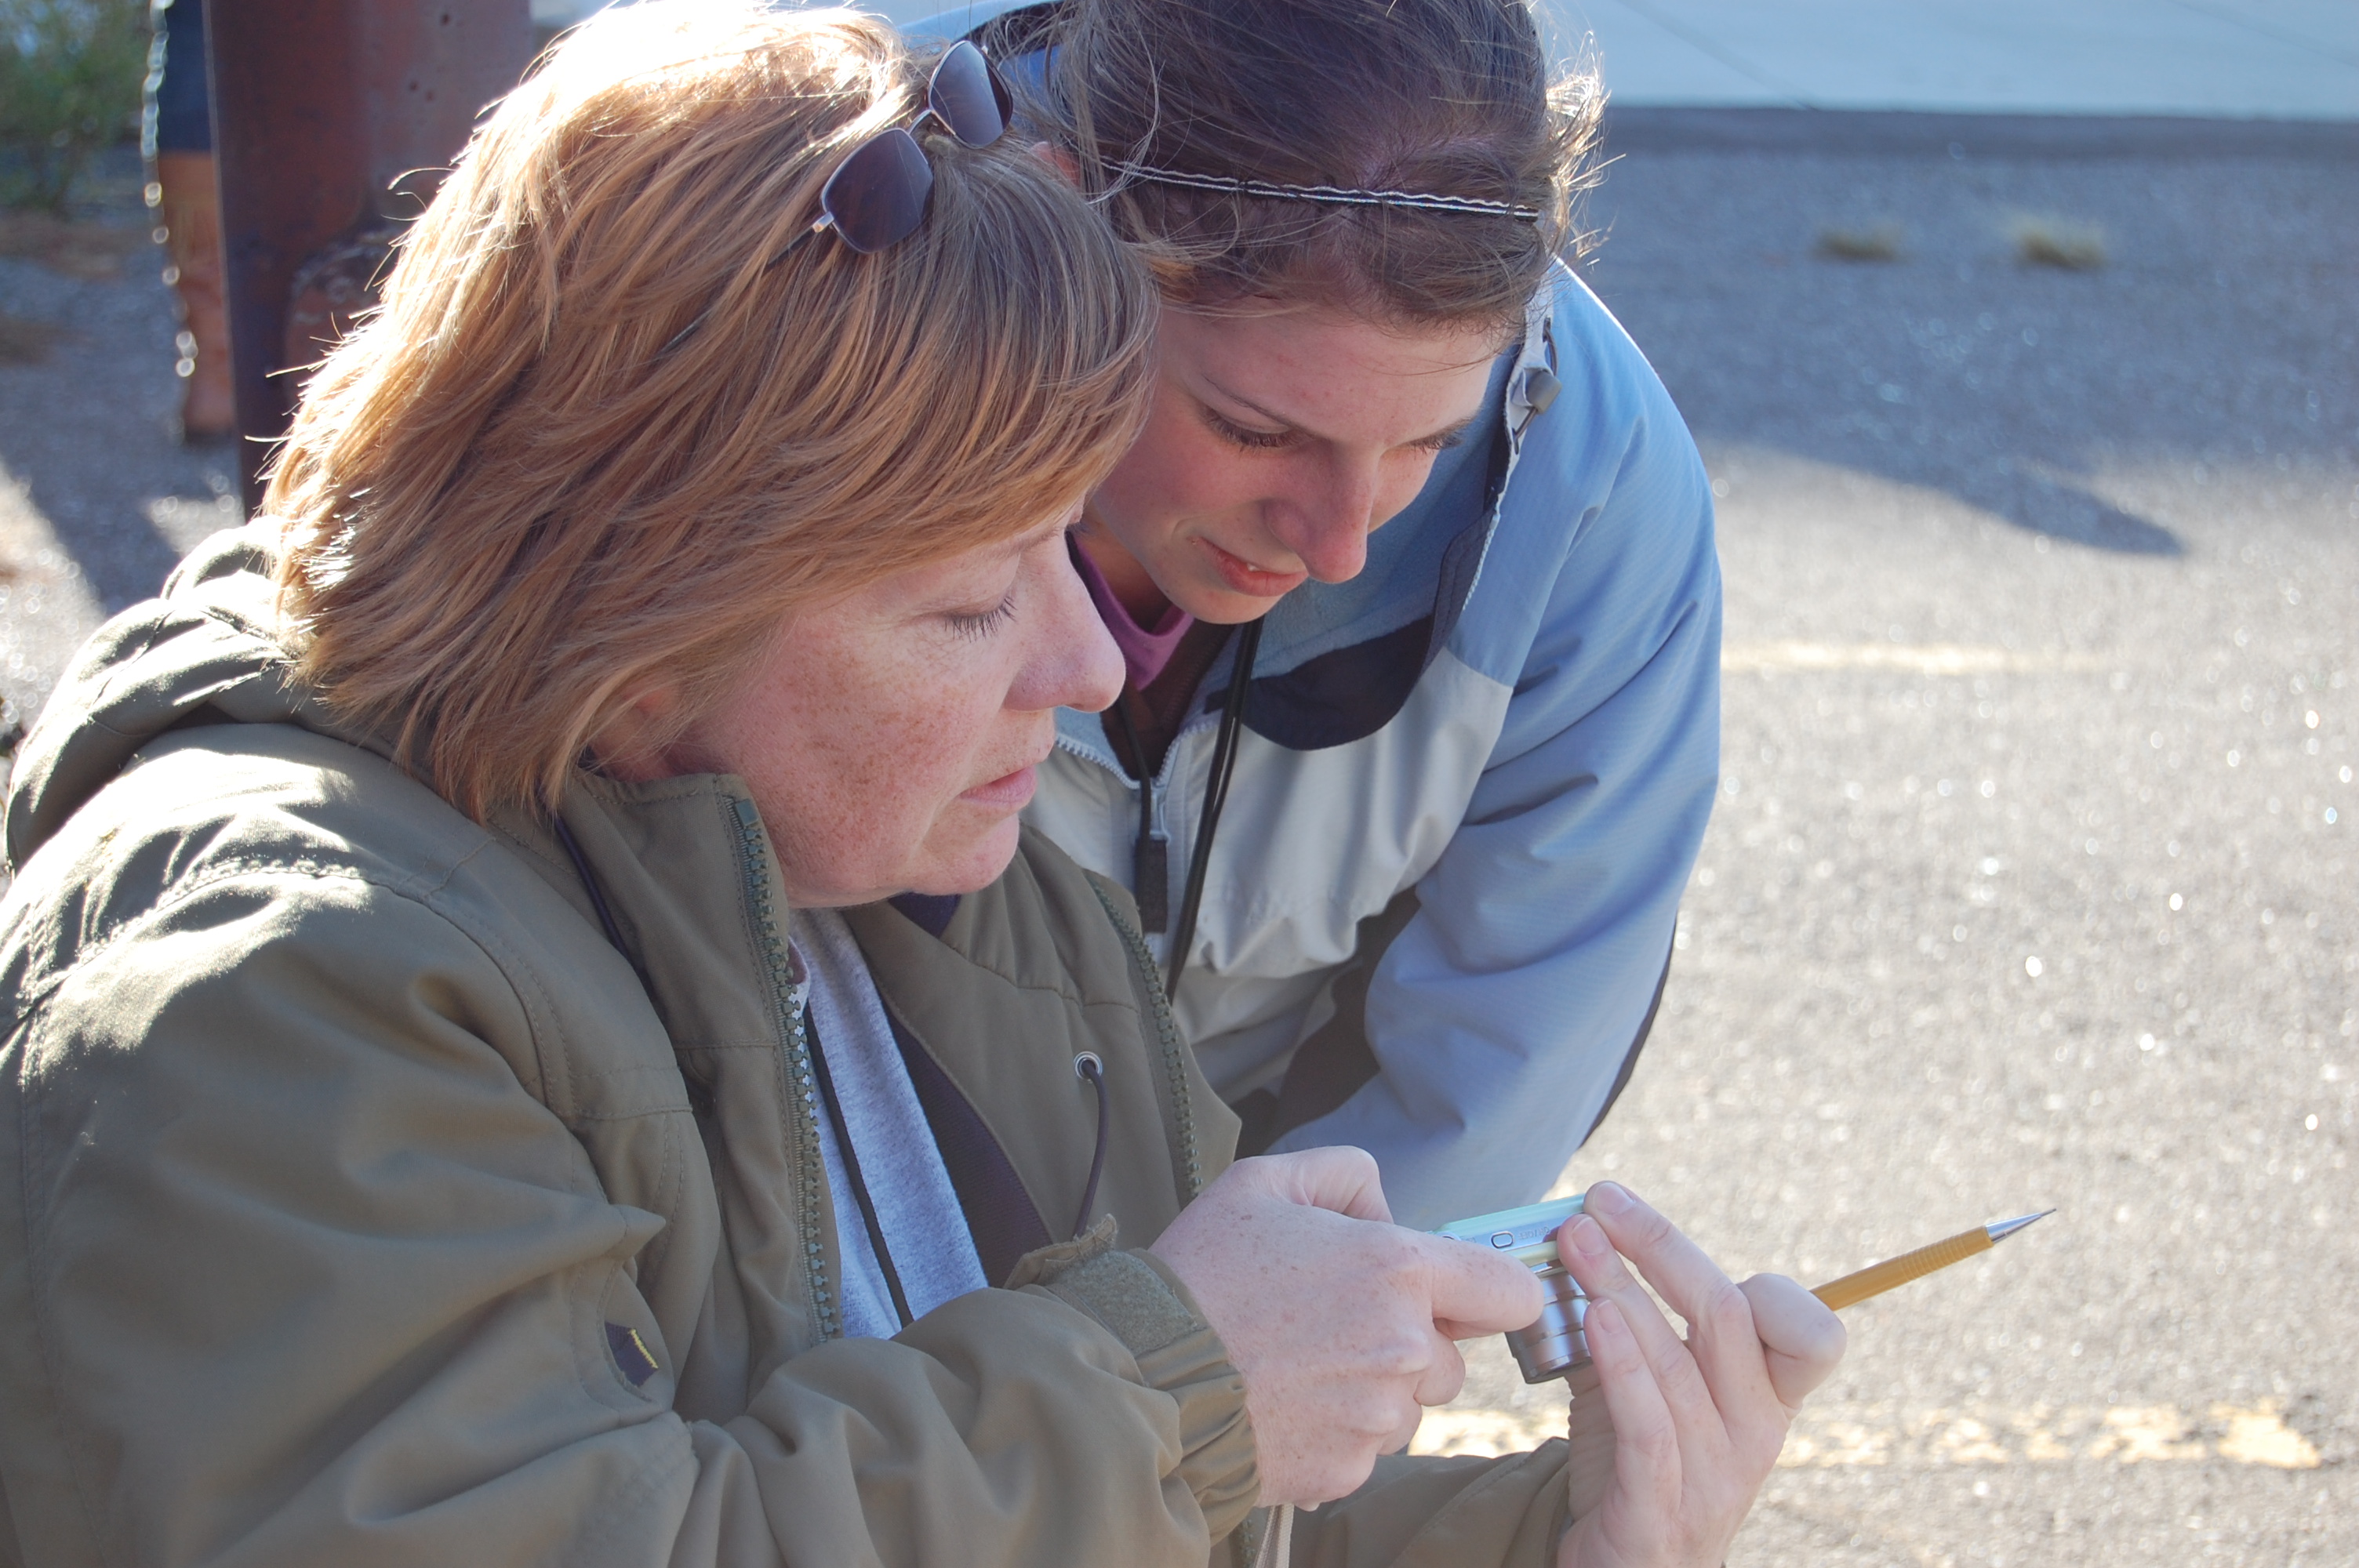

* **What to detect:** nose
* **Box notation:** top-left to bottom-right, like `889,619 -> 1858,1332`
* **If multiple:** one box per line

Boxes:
1267,458 -> 1386,585
1012,539 -> 1125,715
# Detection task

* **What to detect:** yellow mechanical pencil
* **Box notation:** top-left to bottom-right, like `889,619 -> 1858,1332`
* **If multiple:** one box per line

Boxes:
1808,1210 -> 2054,1309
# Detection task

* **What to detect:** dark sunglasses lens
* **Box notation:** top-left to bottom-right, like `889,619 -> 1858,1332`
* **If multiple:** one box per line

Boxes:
929,40 -> 1009,148
823,128 -> 932,253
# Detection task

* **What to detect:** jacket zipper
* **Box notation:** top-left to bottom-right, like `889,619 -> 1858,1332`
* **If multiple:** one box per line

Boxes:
1052,718 -> 1200,962
1050,695 -> 1224,777
1088,880 -> 1203,1203
732,797 -> 841,1341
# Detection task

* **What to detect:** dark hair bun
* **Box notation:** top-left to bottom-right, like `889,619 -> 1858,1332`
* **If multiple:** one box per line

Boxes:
1028,0 -> 1601,329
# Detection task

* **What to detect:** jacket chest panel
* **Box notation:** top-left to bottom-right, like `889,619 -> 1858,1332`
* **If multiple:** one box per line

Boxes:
1030,654 -> 1510,984
671,1039 -> 839,1411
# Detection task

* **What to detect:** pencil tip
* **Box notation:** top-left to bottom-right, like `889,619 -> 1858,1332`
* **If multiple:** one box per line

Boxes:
1986,1209 -> 2055,1243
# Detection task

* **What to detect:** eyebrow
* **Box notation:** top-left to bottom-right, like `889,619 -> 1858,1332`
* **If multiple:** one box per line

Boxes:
1198,373 -> 1485,452
997,511 -> 1079,558
905,518 -> 1063,614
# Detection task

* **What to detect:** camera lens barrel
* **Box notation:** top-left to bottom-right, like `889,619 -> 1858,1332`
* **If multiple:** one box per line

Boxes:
1505,1262 -> 1590,1383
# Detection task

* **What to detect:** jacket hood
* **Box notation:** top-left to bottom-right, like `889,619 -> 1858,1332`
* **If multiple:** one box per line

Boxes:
4,526 -> 352,873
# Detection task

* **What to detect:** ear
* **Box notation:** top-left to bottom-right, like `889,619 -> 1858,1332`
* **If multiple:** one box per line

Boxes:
1029,140 -> 1082,188
590,681 -> 689,783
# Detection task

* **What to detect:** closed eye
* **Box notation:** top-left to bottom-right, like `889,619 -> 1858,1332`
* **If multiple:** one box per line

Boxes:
945,591 -> 1016,640
1201,406 -> 1299,452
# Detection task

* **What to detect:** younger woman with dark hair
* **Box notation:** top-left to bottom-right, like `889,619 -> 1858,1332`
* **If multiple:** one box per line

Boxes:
914,0 -> 1721,1232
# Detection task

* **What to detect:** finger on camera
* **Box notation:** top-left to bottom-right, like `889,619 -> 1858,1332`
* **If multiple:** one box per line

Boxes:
1554,1211 -> 1687,1348
1556,1213 -> 1719,1429
1253,1145 -> 1394,1222
1419,1231 -> 1547,1338
1581,1183 -> 1747,1330
1581,1297 -> 1683,1510
1738,1273 -> 1847,1407
1580,1183 -> 1779,1411
1554,1214 -> 1659,1337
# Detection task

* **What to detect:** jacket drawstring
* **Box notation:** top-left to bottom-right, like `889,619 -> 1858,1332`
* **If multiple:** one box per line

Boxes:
1253,1503 -> 1295,1568
1071,1051 -> 1110,1239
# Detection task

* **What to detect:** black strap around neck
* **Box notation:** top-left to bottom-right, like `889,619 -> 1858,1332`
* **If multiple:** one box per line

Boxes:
806,1013 -> 916,1330
1163,615 -> 1260,996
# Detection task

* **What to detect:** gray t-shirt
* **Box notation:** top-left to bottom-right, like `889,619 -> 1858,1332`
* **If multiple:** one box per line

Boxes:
792,909 -> 989,1340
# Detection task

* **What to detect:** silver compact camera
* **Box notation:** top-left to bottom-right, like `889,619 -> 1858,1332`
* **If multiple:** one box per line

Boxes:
1434,1196 -> 1589,1384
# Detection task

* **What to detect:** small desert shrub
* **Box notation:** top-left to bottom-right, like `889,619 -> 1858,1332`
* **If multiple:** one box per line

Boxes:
2009,215 -> 2106,271
1815,223 -> 1905,263
0,206 -> 144,274
0,0 -> 148,214
0,309 -> 63,362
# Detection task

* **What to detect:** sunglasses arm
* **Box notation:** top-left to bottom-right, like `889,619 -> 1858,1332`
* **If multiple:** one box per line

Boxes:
766,212 -> 835,272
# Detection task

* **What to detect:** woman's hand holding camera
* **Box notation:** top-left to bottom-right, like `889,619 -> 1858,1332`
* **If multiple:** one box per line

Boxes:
1150,1148 -> 1543,1507
1550,1182 -> 1848,1568
1151,1154 -> 1842,1557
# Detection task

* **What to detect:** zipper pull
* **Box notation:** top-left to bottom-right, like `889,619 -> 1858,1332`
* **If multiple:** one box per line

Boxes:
1134,823 -> 1168,934
784,932 -> 810,1002
1112,699 -> 1169,933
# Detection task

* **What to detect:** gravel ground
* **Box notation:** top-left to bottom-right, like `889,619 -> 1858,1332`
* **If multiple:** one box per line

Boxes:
1420,114 -> 2358,1568
2,118 -> 2354,1568
0,157 -> 241,739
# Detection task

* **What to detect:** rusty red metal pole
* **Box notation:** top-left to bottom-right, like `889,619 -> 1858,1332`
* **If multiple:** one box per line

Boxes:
205,0 -> 533,512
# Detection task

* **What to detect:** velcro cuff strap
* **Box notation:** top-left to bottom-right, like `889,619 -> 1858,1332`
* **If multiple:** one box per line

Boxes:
1009,1218 -> 1259,1539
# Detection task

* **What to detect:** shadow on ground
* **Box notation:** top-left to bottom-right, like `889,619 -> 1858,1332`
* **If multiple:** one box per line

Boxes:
1583,112 -> 2357,561
0,157 -> 238,619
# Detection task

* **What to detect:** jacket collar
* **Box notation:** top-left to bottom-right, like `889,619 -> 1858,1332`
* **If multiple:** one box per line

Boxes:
4,526 -> 384,872
493,775 -> 794,1061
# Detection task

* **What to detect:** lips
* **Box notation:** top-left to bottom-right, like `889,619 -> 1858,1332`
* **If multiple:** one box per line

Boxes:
961,734 -> 1056,811
958,764 -> 1037,811
1196,535 -> 1308,600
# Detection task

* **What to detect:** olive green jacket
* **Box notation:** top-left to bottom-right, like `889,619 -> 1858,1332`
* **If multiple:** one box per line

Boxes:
0,531 -> 1569,1567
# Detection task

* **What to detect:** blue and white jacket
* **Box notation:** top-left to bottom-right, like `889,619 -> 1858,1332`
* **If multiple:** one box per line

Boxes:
914,5 -> 1721,1229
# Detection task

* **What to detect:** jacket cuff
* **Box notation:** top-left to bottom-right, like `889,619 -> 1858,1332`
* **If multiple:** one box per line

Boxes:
1011,1221 -> 1259,1541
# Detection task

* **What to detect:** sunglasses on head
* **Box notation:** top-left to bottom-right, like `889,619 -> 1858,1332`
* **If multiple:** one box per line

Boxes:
777,40 -> 1013,260
658,44 -> 1011,358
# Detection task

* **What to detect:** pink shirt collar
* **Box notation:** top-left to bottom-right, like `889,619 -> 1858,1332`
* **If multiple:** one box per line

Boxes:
1072,541 -> 1194,689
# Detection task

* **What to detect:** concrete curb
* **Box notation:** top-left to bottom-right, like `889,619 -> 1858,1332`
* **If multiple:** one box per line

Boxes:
1599,106 -> 2359,161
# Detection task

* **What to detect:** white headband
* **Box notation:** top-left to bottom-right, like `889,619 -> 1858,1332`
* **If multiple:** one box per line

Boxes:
1112,162 -> 1541,222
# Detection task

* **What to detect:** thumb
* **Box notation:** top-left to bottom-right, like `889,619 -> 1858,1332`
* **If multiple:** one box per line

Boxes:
1739,1273 -> 1848,1410
1249,1145 -> 1394,1223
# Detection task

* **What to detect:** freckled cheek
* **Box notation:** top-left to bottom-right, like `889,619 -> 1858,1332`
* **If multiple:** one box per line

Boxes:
1107,420 -> 1247,530
750,707 -> 919,878
827,710 -> 972,844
